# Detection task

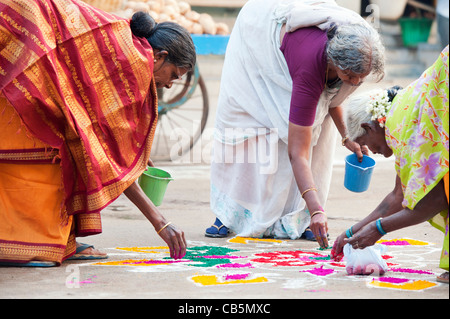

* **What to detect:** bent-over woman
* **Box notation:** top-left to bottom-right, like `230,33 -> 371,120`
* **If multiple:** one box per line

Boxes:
331,46 -> 449,283
0,0 -> 195,266
206,0 -> 384,248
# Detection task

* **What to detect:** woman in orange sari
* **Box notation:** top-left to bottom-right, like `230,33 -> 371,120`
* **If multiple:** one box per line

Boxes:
0,0 -> 195,266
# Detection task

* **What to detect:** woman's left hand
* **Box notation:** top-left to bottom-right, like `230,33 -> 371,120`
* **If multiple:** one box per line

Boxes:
344,222 -> 382,250
310,212 -> 329,248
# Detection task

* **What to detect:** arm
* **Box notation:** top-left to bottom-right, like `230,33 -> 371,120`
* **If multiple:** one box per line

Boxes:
123,181 -> 186,259
331,174 -> 404,259
329,106 -> 368,161
345,177 -> 448,249
288,122 -> 328,248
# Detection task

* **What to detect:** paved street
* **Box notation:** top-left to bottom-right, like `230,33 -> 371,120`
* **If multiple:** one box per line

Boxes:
1,53 -> 448,303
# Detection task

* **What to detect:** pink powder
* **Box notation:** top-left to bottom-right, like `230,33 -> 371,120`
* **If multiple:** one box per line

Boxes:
224,273 -> 251,281
375,277 -> 410,284
195,255 -> 243,259
301,265 -> 335,276
216,263 -> 254,269
125,260 -> 184,265
389,267 -> 434,275
380,240 -> 411,246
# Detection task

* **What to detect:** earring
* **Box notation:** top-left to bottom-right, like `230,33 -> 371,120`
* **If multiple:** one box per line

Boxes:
154,59 -> 157,62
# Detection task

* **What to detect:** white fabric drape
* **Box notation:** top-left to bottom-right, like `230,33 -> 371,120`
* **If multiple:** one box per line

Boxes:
210,0 -> 362,239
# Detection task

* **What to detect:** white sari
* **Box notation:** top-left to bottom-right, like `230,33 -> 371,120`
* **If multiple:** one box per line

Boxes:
210,0 -> 364,239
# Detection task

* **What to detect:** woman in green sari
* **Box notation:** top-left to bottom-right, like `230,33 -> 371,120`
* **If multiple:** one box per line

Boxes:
331,46 -> 449,283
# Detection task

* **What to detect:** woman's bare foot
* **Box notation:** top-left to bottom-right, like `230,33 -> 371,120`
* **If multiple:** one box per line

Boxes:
437,271 -> 449,284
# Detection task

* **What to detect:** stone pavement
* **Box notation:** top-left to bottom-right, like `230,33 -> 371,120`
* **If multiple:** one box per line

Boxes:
0,56 -> 448,303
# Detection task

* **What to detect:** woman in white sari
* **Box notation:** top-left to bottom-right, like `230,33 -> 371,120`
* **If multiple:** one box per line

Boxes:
206,0 -> 385,248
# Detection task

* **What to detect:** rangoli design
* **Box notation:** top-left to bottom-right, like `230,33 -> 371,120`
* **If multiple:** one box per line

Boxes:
88,237 -> 443,291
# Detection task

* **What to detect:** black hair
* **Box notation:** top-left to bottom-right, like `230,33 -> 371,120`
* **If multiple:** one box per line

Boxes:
130,11 -> 196,71
386,85 -> 403,102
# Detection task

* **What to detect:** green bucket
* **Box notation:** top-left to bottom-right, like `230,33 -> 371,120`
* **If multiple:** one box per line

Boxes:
399,18 -> 433,47
138,167 -> 173,206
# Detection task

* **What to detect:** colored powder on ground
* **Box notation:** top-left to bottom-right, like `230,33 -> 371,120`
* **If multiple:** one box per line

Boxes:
317,246 -> 333,251
389,267 -> 434,275
375,277 -> 410,284
115,246 -> 168,253
93,259 -> 176,266
369,279 -> 437,291
380,240 -> 411,246
125,260 -> 184,265
252,250 -> 324,267
301,265 -> 335,276
196,255 -> 243,259
224,273 -> 251,281
191,274 -> 269,286
164,246 -> 242,268
228,237 -> 284,244
377,238 -> 430,246
309,255 -> 331,261
329,262 -> 346,268
216,263 -> 254,269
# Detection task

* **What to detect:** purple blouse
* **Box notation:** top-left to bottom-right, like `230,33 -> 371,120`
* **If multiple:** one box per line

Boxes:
280,27 -> 328,127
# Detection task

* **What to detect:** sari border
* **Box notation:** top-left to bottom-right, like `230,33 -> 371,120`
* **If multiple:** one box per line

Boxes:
0,239 -> 67,264
0,148 -> 59,164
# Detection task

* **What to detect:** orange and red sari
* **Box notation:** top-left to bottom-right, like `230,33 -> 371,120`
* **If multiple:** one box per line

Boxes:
0,0 -> 158,264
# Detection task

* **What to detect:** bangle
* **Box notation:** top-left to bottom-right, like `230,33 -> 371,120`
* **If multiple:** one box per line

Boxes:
301,187 -> 317,198
342,136 -> 349,146
157,222 -> 172,235
375,218 -> 387,235
310,210 -> 326,219
345,226 -> 354,238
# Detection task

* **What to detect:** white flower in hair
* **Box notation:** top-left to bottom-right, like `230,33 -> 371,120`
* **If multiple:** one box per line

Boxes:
366,90 -> 391,128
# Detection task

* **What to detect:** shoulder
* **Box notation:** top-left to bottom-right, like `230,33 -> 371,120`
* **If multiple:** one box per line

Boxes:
281,27 -> 327,74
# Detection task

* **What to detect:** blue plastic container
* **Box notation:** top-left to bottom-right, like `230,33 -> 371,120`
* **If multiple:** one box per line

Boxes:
191,34 -> 230,55
344,154 -> 376,192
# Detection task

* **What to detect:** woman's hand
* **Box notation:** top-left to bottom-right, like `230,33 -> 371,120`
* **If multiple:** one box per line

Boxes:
309,212 -> 329,248
330,231 -> 347,261
344,222 -> 382,250
123,181 -> 187,259
157,222 -> 187,260
344,139 -> 369,162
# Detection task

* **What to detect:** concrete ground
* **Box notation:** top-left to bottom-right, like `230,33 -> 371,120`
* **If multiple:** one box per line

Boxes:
0,56 -> 448,302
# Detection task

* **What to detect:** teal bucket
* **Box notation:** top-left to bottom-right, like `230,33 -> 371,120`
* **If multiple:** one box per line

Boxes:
344,154 -> 376,193
138,167 -> 173,206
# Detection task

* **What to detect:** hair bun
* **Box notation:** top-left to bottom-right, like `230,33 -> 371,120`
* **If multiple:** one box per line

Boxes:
386,85 -> 402,102
130,11 -> 157,38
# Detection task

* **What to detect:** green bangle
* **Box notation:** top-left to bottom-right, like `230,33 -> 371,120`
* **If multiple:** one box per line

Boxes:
376,218 -> 387,235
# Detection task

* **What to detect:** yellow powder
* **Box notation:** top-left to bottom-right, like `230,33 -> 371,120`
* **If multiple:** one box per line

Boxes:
92,259 -> 171,266
114,246 -> 169,253
190,274 -> 269,286
228,236 -> 285,245
368,279 -> 437,291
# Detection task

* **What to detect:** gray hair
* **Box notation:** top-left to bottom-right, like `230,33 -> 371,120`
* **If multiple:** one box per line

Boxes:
345,86 -> 402,140
344,89 -> 380,140
327,23 -> 385,82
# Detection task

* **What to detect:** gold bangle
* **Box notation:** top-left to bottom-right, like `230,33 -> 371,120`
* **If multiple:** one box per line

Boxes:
342,136 -> 350,146
310,210 -> 326,219
157,222 -> 172,235
301,187 -> 317,198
